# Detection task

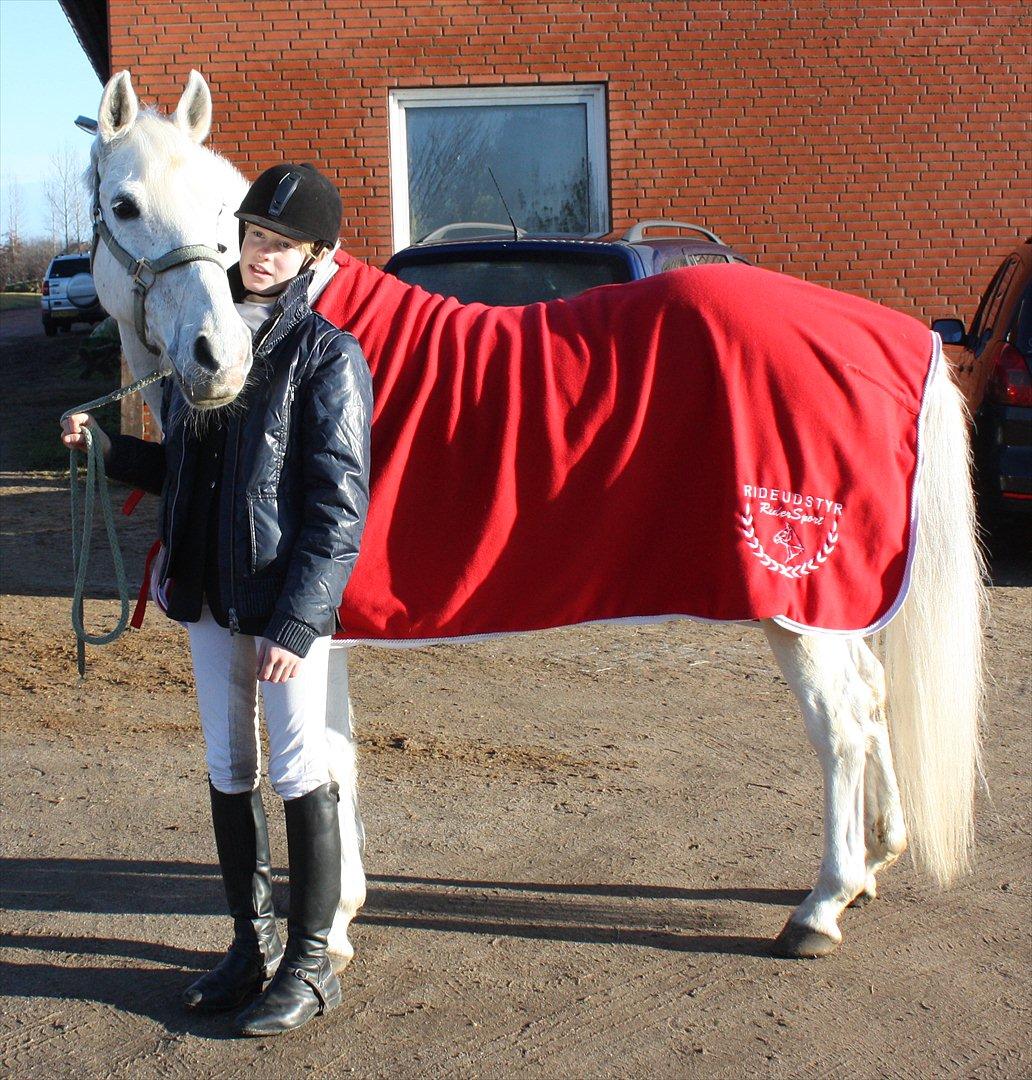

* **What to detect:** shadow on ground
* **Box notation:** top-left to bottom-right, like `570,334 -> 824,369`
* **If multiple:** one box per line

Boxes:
1,857 -> 795,1014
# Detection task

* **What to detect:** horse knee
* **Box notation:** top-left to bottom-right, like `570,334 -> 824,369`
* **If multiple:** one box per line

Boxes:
803,705 -> 866,770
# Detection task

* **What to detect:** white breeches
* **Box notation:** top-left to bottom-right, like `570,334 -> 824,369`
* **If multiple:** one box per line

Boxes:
186,606 -> 333,800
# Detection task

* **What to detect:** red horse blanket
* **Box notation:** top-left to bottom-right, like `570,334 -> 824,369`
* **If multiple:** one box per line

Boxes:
314,255 -> 938,643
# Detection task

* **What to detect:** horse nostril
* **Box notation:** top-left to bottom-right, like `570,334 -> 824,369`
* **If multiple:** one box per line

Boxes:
193,334 -> 218,373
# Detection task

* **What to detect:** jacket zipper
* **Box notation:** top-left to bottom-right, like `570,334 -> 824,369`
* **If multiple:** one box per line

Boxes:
226,416 -> 242,635
228,308 -> 286,634
223,293 -> 302,633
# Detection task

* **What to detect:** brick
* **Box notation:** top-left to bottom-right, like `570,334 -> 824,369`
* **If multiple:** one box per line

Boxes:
107,0 -> 1029,320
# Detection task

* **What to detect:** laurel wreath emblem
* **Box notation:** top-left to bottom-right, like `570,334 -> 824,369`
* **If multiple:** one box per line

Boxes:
738,503 -> 840,579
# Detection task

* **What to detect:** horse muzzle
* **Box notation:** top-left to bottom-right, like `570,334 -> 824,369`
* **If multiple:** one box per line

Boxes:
175,331 -> 252,408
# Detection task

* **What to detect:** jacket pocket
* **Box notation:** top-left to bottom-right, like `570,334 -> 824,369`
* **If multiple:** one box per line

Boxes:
248,494 -> 283,575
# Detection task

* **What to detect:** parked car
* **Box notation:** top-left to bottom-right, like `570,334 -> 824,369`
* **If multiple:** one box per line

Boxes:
933,239 -> 1032,518
41,253 -> 106,336
384,219 -> 749,306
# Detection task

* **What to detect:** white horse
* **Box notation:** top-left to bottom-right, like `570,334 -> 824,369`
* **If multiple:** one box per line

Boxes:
86,70 -> 985,967
88,70 -> 251,419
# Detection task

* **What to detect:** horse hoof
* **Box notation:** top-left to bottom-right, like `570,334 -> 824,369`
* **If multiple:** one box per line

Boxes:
771,921 -> 840,959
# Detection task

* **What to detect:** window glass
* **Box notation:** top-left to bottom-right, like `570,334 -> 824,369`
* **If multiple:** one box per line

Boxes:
48,257 -> 91,278
394,252 -> 630,306
1008,280 -> 1032,358
406,104 -> 592,242
969,256 -> 1017,355
390,87 -> 608,251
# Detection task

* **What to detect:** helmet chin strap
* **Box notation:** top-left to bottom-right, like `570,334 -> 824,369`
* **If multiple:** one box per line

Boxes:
244,279 -> 290,300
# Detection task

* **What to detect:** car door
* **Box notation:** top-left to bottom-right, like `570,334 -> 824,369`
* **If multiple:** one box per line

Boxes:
955,254 -> 1021,410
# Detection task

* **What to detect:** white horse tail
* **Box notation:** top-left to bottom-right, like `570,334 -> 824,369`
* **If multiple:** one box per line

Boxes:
884,353 -> 987,885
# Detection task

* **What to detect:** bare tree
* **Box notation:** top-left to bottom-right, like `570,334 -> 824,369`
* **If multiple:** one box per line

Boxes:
0,176 -> 39,288
43,143 -> 89,252
1,174 -> 23,247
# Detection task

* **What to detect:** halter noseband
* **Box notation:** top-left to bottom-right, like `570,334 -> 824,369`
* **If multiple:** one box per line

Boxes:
91,167 -> 228,356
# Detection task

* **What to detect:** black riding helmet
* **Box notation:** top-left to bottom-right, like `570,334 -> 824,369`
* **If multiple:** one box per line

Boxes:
235,163 -> 342,251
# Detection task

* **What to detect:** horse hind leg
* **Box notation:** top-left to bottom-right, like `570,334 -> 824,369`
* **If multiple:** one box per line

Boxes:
324,646 -> 367,970
763,622 -> 870,958
848,638 -> 907,903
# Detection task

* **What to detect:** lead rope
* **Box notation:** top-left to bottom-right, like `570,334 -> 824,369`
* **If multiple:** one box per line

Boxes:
62,369 -> 163,678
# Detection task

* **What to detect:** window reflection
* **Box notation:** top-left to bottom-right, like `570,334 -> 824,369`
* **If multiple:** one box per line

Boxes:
406,103 -> 592,241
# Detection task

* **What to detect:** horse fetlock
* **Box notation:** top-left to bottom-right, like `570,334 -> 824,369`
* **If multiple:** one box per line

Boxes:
848,874 -> 878,906
865,816 -> 907,867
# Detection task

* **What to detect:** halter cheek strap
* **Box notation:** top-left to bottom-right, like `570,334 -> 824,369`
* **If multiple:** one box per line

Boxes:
90,168 -> 229,355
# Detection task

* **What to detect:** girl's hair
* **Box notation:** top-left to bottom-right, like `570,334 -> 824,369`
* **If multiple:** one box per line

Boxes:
244,221 -> 328,262
298,239 -> 329,261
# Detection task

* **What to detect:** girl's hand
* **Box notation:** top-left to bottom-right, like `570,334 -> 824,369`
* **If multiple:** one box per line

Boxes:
257,639 -> 302,683
61,413 -> 112,459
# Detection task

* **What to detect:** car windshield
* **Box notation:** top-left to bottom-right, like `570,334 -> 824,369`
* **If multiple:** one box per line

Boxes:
393,251 -> 631,305
48,258 -> 91,278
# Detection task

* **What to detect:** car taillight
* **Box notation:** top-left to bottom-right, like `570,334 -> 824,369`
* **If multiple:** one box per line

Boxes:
987,343 -> 1032,407
41,281 -> 50,296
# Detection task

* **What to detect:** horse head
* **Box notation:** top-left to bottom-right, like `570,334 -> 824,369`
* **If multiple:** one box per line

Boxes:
91,70 -> 251,413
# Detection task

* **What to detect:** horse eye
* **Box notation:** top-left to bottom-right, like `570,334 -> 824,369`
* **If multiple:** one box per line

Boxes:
111,196 -> 140,221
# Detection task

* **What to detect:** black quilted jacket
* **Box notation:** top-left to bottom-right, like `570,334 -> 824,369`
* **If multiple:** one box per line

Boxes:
105,268 -> 373,657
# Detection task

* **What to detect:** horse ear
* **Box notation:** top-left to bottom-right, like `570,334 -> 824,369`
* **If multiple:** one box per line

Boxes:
97,70 -> 139,142
173,70 -> 212,144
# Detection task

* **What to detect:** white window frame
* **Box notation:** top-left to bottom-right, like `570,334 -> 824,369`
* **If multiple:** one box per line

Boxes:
388,84 -> 609,251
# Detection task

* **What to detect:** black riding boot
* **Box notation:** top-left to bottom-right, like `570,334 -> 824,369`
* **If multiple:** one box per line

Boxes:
183,784 -> 284,1011
236,781 -> 343,1037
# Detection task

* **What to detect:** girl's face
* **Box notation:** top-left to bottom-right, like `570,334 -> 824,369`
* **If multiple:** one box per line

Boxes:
240,224 -> 311,294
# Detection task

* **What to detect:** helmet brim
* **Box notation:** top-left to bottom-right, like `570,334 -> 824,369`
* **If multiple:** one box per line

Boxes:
235,211 -> 322,246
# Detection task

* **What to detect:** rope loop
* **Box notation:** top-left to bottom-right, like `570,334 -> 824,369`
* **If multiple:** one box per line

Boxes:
62,369 -> 162,677
69,426 -> 132,654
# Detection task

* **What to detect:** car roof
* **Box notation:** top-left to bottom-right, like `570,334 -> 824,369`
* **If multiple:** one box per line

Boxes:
396,219 -> 745,263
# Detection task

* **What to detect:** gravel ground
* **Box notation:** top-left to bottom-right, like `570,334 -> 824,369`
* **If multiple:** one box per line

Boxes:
1,311 -> 1029,1079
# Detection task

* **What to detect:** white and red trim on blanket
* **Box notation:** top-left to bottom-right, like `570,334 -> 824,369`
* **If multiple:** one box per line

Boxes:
307,256 -> 938,644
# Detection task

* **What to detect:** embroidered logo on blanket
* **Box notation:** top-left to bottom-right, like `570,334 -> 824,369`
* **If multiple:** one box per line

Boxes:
738,484 -> 843,579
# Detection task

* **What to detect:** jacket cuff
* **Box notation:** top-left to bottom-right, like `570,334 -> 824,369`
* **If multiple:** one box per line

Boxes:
263,612 -> 318,658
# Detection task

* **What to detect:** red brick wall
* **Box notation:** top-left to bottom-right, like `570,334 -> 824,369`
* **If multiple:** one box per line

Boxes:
108,0 -> 1029,324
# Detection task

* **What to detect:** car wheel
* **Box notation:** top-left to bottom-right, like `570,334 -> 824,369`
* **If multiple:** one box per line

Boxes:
43,317 -> 57,338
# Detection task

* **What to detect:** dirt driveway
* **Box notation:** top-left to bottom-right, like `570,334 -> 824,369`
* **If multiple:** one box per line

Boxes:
1,316 -> 1029,1079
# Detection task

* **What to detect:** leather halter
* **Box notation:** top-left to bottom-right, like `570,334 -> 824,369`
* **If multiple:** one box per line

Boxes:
90,166 -> 228,355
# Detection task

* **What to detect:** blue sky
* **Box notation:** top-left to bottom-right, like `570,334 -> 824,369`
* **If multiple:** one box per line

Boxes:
0,0 -> 101,238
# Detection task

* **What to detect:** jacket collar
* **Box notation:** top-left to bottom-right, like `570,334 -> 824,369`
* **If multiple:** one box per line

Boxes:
229,263 -> 314,358
228,262 -> 313,310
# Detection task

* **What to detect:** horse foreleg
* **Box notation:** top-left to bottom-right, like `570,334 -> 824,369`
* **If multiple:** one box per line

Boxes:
763,623 -> 869,957
848,638 -> 907,902
324,645 -> 367,970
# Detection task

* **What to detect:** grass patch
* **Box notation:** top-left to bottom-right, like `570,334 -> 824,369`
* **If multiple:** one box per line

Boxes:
0,292 -> 41,311
1,330 -> 124,471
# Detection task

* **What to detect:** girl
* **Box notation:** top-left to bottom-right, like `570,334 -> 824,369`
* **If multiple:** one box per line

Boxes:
61,163 -> 373,1037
